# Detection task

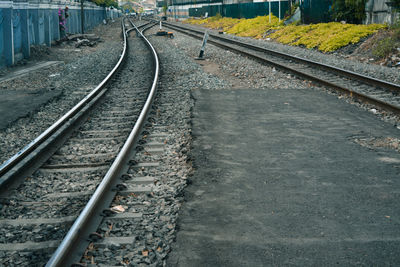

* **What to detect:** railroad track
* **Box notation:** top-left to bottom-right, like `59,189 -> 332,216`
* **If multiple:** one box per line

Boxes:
161,21 -> 400,115
0,18 -> 160,266
76,24 -> 194,266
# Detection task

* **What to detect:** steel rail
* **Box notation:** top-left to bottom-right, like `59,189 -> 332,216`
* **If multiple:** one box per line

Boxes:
0,19 -> 129,188
137,20 -> 153,29
46,21 -> 159,267
162,21 -> 400,114
163,21 -> 400,92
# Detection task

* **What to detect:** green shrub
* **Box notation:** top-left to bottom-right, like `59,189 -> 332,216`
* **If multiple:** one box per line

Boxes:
331,0 -> 367,24
372,19 -> 400,58
373,38 -> 396,58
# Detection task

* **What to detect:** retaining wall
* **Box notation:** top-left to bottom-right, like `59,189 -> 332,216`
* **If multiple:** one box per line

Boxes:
0,0 -> 121,67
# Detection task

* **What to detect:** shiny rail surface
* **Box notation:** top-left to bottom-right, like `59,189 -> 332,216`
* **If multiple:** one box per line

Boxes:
46,19 -> 160,267
162,21 -> 400,115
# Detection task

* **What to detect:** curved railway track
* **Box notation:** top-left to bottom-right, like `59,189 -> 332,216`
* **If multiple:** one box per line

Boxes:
0,18 -> 160,267
161,21 -> 400,115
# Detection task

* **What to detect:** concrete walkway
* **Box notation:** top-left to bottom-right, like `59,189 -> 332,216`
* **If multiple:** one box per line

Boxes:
0,61 -> 63,130
167,88 -> 400,266
0,61 -> 62,83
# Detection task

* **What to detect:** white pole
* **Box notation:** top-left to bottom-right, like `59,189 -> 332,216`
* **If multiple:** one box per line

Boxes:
279,0 -> 281,22
269,0 -> 271,23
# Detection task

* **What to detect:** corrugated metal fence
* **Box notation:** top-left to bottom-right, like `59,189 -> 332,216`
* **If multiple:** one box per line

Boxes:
301,0 -> 332,24
189,1 -> 289,19
0,0 -> 121,67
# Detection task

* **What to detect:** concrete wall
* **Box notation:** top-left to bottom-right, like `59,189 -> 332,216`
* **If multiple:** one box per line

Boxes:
0,0 -> 121,67
365,0 -> 399,24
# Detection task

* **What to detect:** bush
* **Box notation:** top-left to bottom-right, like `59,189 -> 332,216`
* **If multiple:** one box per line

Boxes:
372,18 -> 400,58
209,13 -> 222,22
391,18 -> 400,38
373,38 -> 396,58
391,0 -> 400,11
331,0 -> 367,24
285,2 -> 299,19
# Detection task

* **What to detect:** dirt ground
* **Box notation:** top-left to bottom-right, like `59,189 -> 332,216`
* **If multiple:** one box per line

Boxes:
336,29 -> 400,68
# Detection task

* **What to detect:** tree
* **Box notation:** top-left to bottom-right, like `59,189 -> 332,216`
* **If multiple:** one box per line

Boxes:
122,4 -> 134,12
163,2 -> 168,15
390,0 -> 400,11
331,0 -> 367,24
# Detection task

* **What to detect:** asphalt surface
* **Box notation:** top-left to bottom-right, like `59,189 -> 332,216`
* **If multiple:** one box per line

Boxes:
167,88 -> 400,266
0,62 -> 63,130
0,87 -> 62,130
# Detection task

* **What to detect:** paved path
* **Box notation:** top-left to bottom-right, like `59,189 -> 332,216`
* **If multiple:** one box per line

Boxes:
0,87 -> 62,130
0,61 -> 62,83
167,88 -> 400,266
0,61 -> 63,130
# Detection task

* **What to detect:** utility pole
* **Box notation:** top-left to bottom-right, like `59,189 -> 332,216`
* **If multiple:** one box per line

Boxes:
269,0 -> 271,23
279,0 -> 281,22
81,0 -> 85,34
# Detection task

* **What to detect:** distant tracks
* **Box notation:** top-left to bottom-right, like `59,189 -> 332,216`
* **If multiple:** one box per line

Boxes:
162,21 -> 400,115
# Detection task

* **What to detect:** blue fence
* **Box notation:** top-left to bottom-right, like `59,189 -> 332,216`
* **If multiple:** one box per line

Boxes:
188,1 -> 289,19
0,1 -> 121,67
168,0 -> 289,20
0,9 -> 4,64
301,0 -> 331,24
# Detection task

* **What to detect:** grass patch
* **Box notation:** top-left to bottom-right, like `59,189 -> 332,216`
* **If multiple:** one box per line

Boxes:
372,20 -> 400,58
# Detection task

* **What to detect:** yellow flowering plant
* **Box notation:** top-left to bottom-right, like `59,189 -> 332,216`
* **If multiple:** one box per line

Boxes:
184,16 -> 386,52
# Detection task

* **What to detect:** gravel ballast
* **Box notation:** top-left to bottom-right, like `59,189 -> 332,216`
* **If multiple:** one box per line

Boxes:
1,18 -> 400,266
0,19 -> 124,165
165,22 -> 400,126
178,23 -> 400,85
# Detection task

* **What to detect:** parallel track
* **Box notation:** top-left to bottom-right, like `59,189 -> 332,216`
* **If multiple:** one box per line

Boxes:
162,21 -> 400,115
0,19 -> 160,267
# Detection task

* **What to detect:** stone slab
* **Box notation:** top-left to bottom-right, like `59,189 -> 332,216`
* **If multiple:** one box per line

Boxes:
0,61 -> 63,83
132,162 -> 160,168
94,236 -> 136,246
0,216 -> 76,226
0,240 -> 59,251
0,87 -> 62,130
120,185 -> 153,195
129,176 -> 155,184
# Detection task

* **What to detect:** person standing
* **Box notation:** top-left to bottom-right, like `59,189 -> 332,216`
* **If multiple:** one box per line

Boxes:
58,7 -> 69,39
